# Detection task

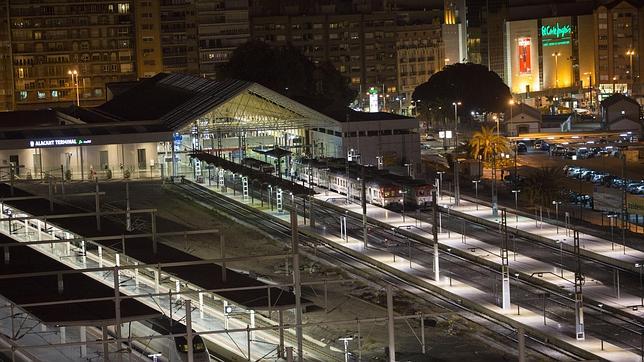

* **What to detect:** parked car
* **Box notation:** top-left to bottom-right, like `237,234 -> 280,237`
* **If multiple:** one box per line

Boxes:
534,140 -> 543,150
517,142 -> 528,153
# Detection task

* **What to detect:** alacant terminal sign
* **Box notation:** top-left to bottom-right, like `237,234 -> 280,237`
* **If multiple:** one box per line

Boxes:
29,138 -> 92,148
541,22 -> 572,47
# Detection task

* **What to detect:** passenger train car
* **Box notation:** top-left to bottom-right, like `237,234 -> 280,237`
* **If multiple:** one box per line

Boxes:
132,316 -> 212,362
241,157 -> 275,174
295,158 -> 433,209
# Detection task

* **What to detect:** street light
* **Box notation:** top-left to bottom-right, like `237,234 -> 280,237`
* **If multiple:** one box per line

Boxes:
67,69 -> 80,106
635,263 -> 644,307
552,52 -> 561,88
552,201 -> 561,234
472,180 -> 481,210
452,101 -> 461,206
583,72 -> 593,109
508,99 -> 515,137
493,115 -> 499,137
607,213 -> 617,251
626,49 -> 636,94
399,190 -> 407,222
512,190 -> 521,223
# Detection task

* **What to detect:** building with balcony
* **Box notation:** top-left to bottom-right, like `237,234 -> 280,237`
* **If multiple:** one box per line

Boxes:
5,1 -> 138,110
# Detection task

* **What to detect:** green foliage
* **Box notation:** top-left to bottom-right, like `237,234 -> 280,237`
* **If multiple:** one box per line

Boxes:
412,63 -> 511,117
468,126 -> 510,162
218,40 -> 356,111
64,169 -> 72,181
522,167 -> 565,207
105,169 -> 112,180
123,169 -> 131,179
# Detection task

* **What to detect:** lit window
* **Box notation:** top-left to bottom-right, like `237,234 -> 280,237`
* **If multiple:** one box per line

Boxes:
51,90 -> 58,97
118,3 -> 130,14
18,91 -> 27,100
37,91 -> 46,99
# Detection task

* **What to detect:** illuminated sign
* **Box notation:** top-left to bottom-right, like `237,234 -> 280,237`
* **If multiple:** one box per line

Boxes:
517,37 -> 531,74
541,23 -> 572,47
29,138 -> 92,148
368,87 -> 379,113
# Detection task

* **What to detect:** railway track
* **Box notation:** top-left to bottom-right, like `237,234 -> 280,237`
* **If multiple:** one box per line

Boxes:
173,180 -> 593,361
313,199 -> 644,358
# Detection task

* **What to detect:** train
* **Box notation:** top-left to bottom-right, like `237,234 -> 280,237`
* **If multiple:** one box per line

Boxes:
132,316 -> 212,362
241,157 -> 276,174
294,158 -> 433,209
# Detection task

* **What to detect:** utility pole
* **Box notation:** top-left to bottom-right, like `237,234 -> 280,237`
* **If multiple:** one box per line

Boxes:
574,230 -> 585,340
501,209 -> 511,310
432,190 -> 440,281
362,166 -> 368,249
290,210 -> 303,361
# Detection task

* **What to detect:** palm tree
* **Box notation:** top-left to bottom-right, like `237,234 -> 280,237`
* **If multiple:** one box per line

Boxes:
468,126 -> 510,162
522,167 -> 565,207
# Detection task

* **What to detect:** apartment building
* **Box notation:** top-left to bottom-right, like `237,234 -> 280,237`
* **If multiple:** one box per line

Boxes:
594,0 -> 642,97
196,0 -> 250,77
5,1 -> 138,110
396,23 -> 443,113
159,0 -> 199,73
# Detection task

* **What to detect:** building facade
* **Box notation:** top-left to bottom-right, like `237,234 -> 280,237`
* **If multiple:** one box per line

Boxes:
196,0 -> 250,78
5,1 -> 139,110
396,23 -> 443,113
594,0 -> 642,98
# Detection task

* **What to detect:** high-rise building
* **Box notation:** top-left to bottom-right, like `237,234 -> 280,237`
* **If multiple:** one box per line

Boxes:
159,0 -> 199,73
594,0 -> 642,97
250,2 -> 399,108
0,4 -> 13,111
196,0 -> 250,77
442,0 -> 467,65
134,0 -> 163,78
396,22 -> 443,113
5,1 -> 138,110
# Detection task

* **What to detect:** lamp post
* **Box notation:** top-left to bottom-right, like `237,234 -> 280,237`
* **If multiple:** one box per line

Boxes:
437,171 -> 444,200
399,190 -> 407,222
452,101 -> 461,206
608,213 -> 617,251
512,190 -> 521,223
626,49 -> 636,94
552,201 -> 561,234
584,72 -> 593,109
552,52 -> 561,88
67,69 -> 80,106
508,99 -> 515,136
635,263 -> 643,307
493,115 -> 499,137
472,180 -> 481,210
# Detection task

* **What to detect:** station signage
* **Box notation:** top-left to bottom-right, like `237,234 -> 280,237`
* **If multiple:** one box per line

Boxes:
29,138 -> 92,148
541,22 -> 572,47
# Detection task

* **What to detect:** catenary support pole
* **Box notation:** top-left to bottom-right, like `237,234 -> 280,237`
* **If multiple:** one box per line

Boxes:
291,210 -> 303,361
125,181 -> 131,232
186,299 -> 194,362
432,190 -> 440,281
387,285 -> 396,362
501,209 -> 511,310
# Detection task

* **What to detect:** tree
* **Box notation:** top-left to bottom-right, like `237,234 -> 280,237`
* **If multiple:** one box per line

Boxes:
412,63 -> 511,124
218,40 -> 355,110
468,126 -> 510,163
522,167 -> 565,207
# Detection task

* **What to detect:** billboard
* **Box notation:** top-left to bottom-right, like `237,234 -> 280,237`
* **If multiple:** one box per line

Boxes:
541,22 -> 572,47
518,37 -> 531,74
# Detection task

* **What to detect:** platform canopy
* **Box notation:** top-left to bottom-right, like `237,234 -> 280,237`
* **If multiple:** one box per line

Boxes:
90,73 -> 340,133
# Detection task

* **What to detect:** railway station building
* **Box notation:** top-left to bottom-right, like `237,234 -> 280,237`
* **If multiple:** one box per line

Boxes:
0,73 -> 421,181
